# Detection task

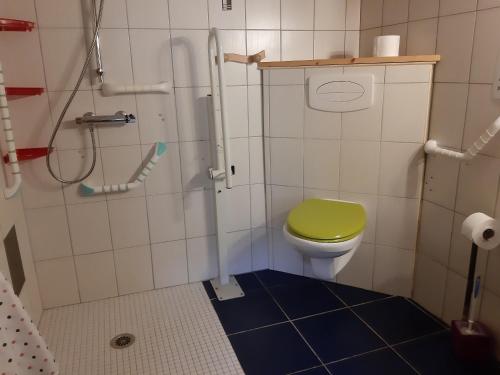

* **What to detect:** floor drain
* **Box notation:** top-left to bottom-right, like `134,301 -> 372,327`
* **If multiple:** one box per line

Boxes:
110,333 -> 135,349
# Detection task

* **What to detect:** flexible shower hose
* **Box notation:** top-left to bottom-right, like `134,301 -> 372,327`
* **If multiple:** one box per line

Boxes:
45,0 -> 105,183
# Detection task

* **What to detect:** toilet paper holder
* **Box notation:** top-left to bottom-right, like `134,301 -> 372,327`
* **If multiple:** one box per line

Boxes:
483,228 -> 495,240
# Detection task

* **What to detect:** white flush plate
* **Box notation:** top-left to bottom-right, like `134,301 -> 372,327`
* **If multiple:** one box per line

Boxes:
308,73 -> 375,112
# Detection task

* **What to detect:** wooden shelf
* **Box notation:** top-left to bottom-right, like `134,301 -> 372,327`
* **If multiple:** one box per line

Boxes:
0,18 -> 35,32
258,55 -> 441,69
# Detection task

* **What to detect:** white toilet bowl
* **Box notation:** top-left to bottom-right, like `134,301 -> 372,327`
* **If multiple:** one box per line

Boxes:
283,199 -> 366,280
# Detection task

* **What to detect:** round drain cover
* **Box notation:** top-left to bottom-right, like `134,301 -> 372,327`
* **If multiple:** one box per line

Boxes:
110,333 -> 135,349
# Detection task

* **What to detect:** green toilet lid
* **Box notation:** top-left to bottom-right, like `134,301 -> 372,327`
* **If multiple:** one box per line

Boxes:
287,199 -> 366,242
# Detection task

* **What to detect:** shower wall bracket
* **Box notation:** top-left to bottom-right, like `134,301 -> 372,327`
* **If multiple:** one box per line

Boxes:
101,82 -> 172,97
79,142 -> 166,195
424,116 -> 500,161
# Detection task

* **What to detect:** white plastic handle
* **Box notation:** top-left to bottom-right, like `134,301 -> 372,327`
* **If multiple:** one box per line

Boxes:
80,142 -> 166,195
101,82 -> 172,96
425,116 -> 500,161
0,62 -> 21,199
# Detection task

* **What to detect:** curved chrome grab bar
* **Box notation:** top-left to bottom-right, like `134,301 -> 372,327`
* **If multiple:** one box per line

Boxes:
0,62 -> 21,199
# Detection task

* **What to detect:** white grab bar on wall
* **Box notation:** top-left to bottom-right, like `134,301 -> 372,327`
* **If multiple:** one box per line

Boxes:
101,82 -> 172,96
0,62 -> 21,199
424,116 -> 500,161
208,28 -> 233,189
80,142 -> 166,195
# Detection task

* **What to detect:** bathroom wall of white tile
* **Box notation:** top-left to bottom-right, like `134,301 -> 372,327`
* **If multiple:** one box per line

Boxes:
263,63 -> 434,297
0,0 -> 361,308
359,0 -> 500,356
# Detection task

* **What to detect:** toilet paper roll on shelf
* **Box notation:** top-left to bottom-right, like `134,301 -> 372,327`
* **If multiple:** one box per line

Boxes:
373,35 -> 400,57
461,213 -> 500,250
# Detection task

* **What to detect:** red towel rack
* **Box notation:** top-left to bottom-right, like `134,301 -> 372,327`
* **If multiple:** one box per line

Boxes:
5,87 -> 44,97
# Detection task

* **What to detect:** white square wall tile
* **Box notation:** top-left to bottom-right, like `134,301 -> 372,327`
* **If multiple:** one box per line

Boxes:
143,143 -> 183,195
225,185 -> 251,232
345,31 -> 360,58
75,251 -> 118,302
304,106 -> 341,140
98,0 -> 128,28
270,138 -> 303,187
434,12 -> 476,83
252,228 -> 269,270
359,28 -> 382,57
342,84 -> 383,141
315,0 -> 346,30
412,253 -> 447,317
175,87 -> 211,142
360,0 -> 383,29
126,0 -> 170,28
209,0 -> 246,29
271,185 -> 303,228
304,189 -> 339,200
304,139 -> 340,190
439,0 -> 478,16
485,250 -> 500,296
226,230 -> 252,275
147,193 -> 186,244
423,155 -> 460,210
418,201 -> 454,265
409,0 -> 439,21
129,29 -> 173,85
282,31 -> 314,60
376,196 -> 420,250
171,30 -> 210,88
226,86 -> 249,138
429,83 -> 468,150
217,31 -> 247,86
337,242 -> 375,290
378,142 -> 425,198
313,31 -> 346,59
36,257 -> 80,308
385,64 -> 433,83
107,197 -> 150,249
382,83 -> 431,143
67,201 -> 112,255
183,190 -> 216,238
407,19 -> 438,55
246,0 -> 280,29
382,0 -> 409,26
34,0 -> 89,27
270,85 -> 304,138
151,240 -> 188,288
373,245 -> 414,297
136,93 -> 179,144
248,86 -> 264,137
101,145 -> 145,199
179,141 -> 211,191
346,0 -> 361,30
25,206 -> 72,262
251,184 -> 267,228
114,246 -> 154,295
455,155 -> 500,216
339,140 -> 380,194
269,69 -> 305,85
281,0 -> 314,30
339,192 -> 377,244
187,236 -> 218,282
250,137 -> 265,184
168,0 -> 208,28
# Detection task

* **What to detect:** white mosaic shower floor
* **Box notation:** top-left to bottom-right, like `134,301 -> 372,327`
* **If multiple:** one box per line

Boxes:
38,283 -> 244,375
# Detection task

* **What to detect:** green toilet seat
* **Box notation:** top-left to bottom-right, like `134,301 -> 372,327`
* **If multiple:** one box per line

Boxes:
286,199 -> 366,243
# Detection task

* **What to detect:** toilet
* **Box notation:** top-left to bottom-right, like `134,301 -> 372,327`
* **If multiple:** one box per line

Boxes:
283,198 -> 366,280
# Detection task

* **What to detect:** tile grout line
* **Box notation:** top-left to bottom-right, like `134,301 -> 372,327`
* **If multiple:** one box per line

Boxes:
252,272 -> 334,375
323,283 -> 422,375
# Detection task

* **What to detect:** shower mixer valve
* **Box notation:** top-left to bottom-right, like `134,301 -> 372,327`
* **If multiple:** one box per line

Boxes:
75,111 -> 136,126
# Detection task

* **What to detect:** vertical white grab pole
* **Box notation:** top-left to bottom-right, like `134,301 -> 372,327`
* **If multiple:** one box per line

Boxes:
208,29 -> 230,286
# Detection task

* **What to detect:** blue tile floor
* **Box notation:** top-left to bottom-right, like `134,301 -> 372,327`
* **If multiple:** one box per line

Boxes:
204,270 -> 500,375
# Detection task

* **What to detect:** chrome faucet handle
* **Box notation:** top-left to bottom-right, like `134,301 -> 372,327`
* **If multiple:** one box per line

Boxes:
75,111 -> 136,126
